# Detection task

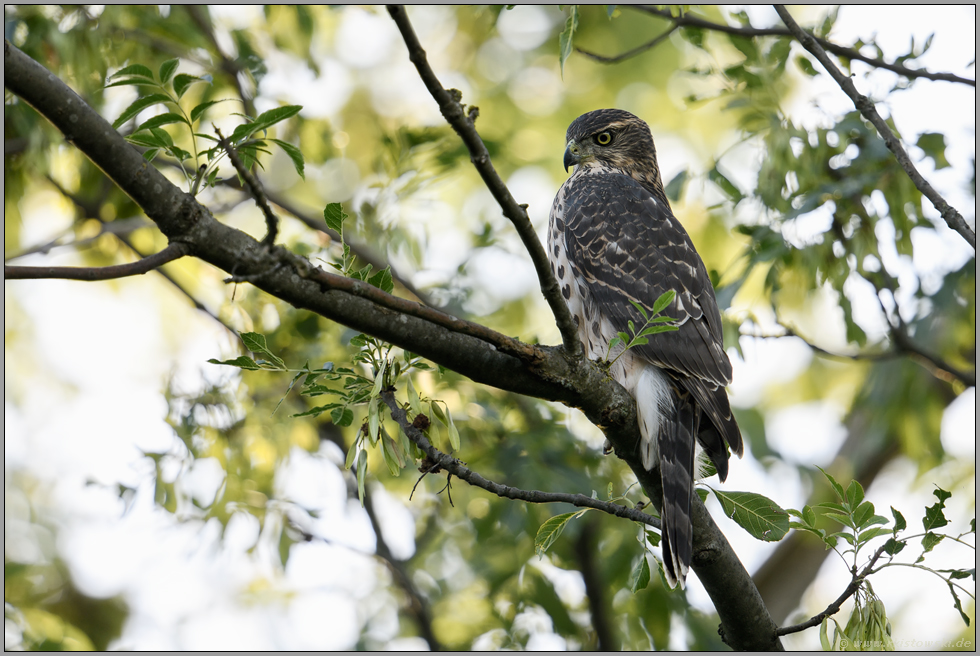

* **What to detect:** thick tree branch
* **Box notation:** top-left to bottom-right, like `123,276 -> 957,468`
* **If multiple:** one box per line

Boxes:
774,5 -> 975,250
386,5 -> 582,357
627,6 -> 976,87
4,242 -> 188,281
5,39 -> 782,651
381,388 -> 661,530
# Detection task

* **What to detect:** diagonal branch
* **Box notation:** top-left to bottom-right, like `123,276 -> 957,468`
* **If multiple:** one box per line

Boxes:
776,543 -> 889,636
774,5 -> 975,250
386,5 -> 582,357
5,242 -> 188,280
380,389 -> 661,530
576,25 -> 678,63
627,6 -> 976,87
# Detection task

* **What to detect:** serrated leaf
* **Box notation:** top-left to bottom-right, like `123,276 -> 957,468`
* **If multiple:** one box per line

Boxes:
134,113 -> 187,134
270,138 -> 306,179
240,332 -> 286,370
920,531 -> 943,554
174,73 -> 207,99
105,75 -> 158,89
236,105 -> 303,141
534,510 -> 588,556
158,58 -> 180,84
651,289 -> 675,315
628,299 -> 650,320
816,466 -> 846,502
367,266 -> 394,294
207,356 -> 261,370
891,506 -> 906,533
710,488 -> 789,541
628,554 -> 651,592
846,480 -> 865,509
126,132 -> 170,149
190,99 -> 225,124
110,63 -> 155,80
324,203 -> 347,236
923,489 -> 950,530
112,93 -> 173,130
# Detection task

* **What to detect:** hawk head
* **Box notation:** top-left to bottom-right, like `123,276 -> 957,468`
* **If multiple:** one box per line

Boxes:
563,109 -> 665,197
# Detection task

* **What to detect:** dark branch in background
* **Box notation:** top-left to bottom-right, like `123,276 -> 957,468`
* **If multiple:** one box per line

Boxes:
5,39 -> 782,652
574,517 -> 619,651
380,389 -> 662,530
576,24 -> 678,63
386,5 -> 583,357
774,5 -> 976,250
362,484 -> 442,651
872,272 -> 975,387
184,5 -> 256,118
624,6 -> 975,87
776,544 -> 889,636
5,242 -> 188,280
40,174 -> 237,335
215,128 -> 279,245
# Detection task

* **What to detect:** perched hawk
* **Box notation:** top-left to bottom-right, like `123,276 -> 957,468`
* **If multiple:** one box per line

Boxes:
548,109 -> 743,588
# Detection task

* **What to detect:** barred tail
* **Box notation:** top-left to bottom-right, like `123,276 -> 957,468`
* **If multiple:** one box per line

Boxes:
658,391 -> 697,589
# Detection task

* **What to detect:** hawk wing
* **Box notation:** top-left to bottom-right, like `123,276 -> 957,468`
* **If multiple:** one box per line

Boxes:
560,169 -> 742,473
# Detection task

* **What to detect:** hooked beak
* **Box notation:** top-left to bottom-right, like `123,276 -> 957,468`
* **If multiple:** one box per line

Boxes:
563,139 -> 581,172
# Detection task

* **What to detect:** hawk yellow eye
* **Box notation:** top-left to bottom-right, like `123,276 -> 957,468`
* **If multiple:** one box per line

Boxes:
595,132 -> 612,146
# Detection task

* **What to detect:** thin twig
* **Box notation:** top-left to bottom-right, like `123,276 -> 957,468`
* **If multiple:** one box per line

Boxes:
386,5 -> 583,356
380,389 -> 662,530
774,5 -> 975,250
5,242 -> 189,281
777,543 -> 889,636
626,6 -> 975,87
215,127 -> 279,246
576,25 -> 678,63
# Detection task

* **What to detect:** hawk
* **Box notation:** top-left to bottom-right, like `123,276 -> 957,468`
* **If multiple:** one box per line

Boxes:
548,109 -> 743,588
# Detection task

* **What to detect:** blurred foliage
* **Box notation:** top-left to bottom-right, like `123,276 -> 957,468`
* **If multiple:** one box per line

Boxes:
4,4 -> 974,651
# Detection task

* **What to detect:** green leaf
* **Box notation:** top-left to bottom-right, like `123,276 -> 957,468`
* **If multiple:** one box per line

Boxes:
891,506 -> 907,534
923,487 -> 951,530
883,537 -> 906,555
558,6 -> 579,77
710,488 -> 789,541
664,170 -> 689,202
134,112 -> 187,133
356,449 -> 368,507
158,58 -> 180,84
816,466 -> 846,502
174,73 -> 208,99
920,531 -> 944,554
324,203 -> 347,236
240,332 -> 286,370
190,100 -> 227,124
112,94 -> 173,130
367,266 -> 394,294
795,55 -> 819,76
110,63 -> 155,80
368,397 -> 380,445
651,289 -> 675,315
345,439 -> 359,469
105,75 -> 158,89
236,105 -> 303,141
916,132 -> 950,170
407,377 -> 422,416
447,410 -> 460,452
949,582 -> 971,626
534,510 -> 588,556
370,360 -> 387,398
208,356 -> 261,371
845,480 -> 865,509
628,554 -> 651,592
270,138 -> 306,179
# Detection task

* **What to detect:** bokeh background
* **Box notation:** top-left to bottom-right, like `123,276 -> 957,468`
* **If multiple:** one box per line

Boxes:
5,5 -> 975,650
